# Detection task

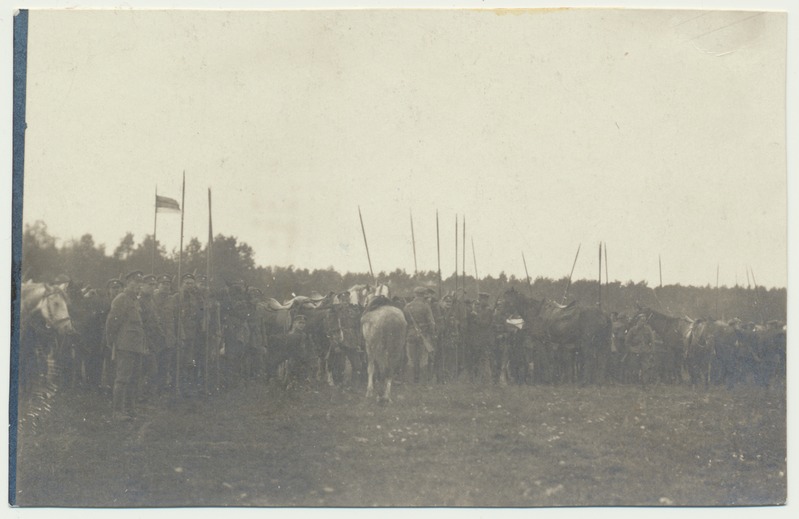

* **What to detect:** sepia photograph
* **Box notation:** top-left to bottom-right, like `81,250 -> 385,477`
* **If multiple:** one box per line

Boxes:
5,0 -> 794,511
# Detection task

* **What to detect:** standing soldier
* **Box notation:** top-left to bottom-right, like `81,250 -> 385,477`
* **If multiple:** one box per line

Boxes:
105,271 -> 146,422
177,273 -> 203,394
100,278 -> 124,394
153,274 -> 177,394
403,286 -> 436,384
625,314 -> 656,385
468,292 -> 495,383
137,274 -> 164,402
435,293 -> 460,383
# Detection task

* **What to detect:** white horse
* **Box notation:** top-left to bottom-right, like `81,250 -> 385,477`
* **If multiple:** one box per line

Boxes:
20,281 -> 75,335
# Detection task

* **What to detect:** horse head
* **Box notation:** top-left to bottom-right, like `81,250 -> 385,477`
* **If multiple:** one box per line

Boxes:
35,284 -> 76,335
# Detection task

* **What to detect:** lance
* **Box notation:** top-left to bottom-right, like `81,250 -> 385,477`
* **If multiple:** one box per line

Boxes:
462,215 -> 466,286
410,209 -> 418,278
562,243 -> 581,303
716,263 -> 720,319
522,251 -> 533,297
472,237 -> 480,294
152,185 -> 158,273
604,241 -> 608,290
436,210 -> 442,298
176,170 -> 185,396
358,206 -> 375,285
455,215 -> 459,295
659,254 -> 663,288
598,242 -> 603,311
745,266 -> 751,290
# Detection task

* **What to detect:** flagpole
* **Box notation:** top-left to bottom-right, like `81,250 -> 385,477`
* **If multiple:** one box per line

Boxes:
598,242 -> 603,311
176,171 -> 185,396
152,186 -> 158,274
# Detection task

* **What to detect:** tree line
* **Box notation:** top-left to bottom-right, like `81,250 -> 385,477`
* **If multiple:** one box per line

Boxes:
21,220 -> 786,323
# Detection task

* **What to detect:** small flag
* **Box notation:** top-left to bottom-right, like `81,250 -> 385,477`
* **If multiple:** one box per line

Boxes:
156,194 -> 181,214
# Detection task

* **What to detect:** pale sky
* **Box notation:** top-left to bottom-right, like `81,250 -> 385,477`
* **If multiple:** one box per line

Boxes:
20,6 -> 788,288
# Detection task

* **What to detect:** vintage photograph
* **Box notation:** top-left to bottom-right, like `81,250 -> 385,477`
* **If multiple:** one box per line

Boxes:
9,4 -> 789,508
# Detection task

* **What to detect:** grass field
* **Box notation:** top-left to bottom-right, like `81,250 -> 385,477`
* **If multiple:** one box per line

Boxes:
13,379 -> 786,507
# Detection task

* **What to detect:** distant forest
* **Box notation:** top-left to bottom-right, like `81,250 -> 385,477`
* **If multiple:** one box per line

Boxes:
20,221 -> 786,323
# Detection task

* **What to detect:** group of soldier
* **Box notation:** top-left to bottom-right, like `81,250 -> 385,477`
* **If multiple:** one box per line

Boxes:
21,270 -> 786,424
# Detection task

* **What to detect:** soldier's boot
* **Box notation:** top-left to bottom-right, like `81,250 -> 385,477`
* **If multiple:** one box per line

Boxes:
112,382 -> 131,422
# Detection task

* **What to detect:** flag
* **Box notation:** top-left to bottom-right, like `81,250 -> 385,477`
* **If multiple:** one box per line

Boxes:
156,194 -> 181,214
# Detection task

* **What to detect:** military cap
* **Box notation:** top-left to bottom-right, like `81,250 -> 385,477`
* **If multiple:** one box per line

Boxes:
230,279 -> 245,287
478,292 -> 490,299
309,291 -> 325,301
293,315 -> 307,323
181,273 -> 195,281
142,274 -> 158,284
247,286 -> 263,295
125,270 -> 144,282
106,278 -> 123,289
442,294 -> 453,302
157,275 -> 173,285
413,286 -> 428,295
53,274 -> 71,285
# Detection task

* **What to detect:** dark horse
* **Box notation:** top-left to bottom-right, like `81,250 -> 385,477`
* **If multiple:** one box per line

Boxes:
502,288 -> 611,385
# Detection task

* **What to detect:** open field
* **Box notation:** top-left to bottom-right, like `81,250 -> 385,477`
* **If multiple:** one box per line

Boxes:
13,380 -> 786,507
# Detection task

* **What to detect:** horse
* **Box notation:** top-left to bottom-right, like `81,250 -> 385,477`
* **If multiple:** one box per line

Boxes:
361,296 -> 407,402
20,281 -> 75,335
502,288 -> 611,386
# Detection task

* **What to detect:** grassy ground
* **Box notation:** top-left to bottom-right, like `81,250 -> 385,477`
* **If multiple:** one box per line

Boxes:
13,379 -> 786,507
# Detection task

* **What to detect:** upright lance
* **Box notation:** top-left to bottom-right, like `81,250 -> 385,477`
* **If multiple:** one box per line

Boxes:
410,209 -> 418,278
454,215 -> 459,295
522,251 -> 533,297
562,243 -> 581,303
472,237 -> 479,295
436,210 -> 442,298
358,206 -> 375,285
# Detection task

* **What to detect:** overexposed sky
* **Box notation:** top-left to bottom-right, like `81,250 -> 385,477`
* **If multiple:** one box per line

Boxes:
21,7 -> 787,287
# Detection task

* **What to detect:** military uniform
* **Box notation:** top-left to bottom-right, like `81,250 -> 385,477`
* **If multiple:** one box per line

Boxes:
624,317 -> 656,385
137,274 -> 165,401
153,275 -> 178,392
100,278 -> 124,393
403,287 -> 436,384
105,271 -> 147,421
467,293 -> 495,383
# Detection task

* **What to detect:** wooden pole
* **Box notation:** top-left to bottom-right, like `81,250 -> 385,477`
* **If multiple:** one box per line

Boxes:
522,251 -> 533,297
604,242 -> 608,289
472,238 -> 480,295
598,242 -> 603,310
659,254 -> 663,288
358,206 -> 375,284
152,186 -> 158,274
715,263 -> 720,319
562,243 -> 581,303
436,210 -> 441,298
176,171 -> 185,396
455,215 -> 459,296
410,209 -> 418,278
462,215 -> 466,288
750,266 -> 765,323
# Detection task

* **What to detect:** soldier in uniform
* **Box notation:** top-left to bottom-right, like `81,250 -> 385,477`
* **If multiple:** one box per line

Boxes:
137,274 -> 164,402
100,278 -> 124,394
467,292 -> 495,383
177,273 -> 203,394
105,271 -> 147,421
624,314 -> 656,385
403,286 -> 436,384
153,274 -> 177,394
435,293 -> 461,383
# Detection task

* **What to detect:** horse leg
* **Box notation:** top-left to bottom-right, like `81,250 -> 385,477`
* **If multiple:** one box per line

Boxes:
366,358 -> 375,399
